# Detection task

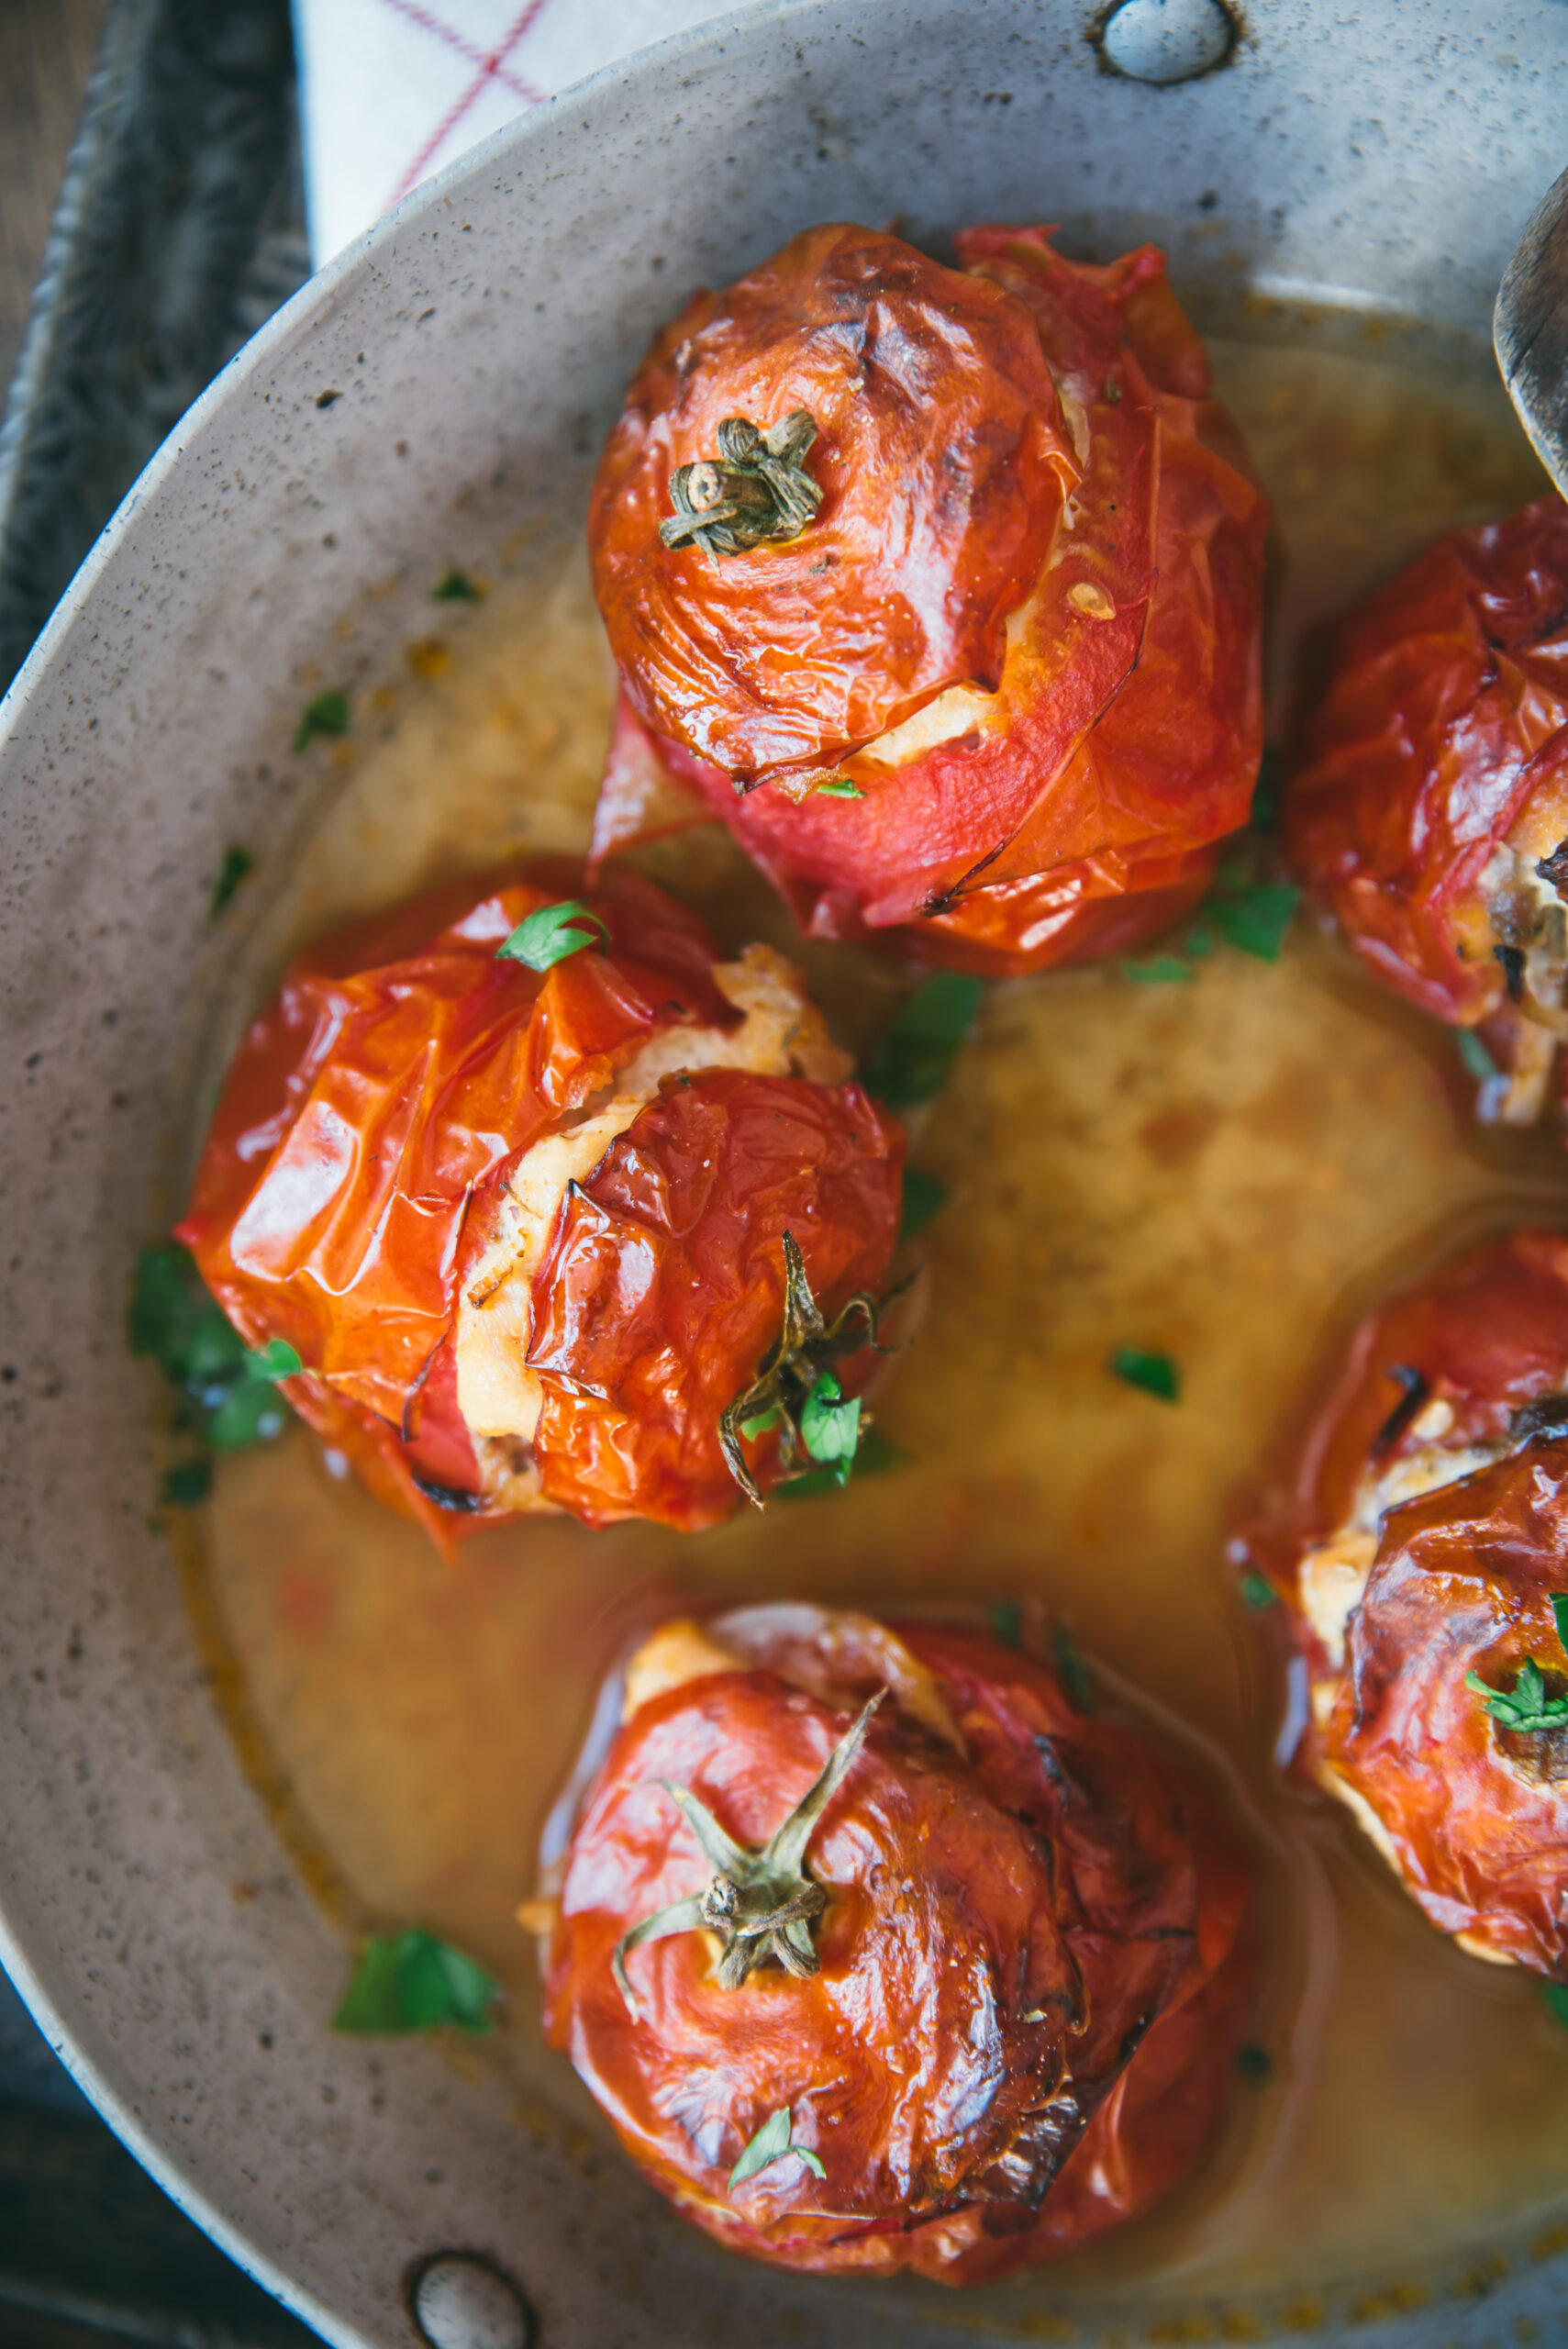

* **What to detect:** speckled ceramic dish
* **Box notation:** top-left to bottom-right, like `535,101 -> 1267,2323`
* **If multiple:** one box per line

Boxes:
4,6 -> 1568,2346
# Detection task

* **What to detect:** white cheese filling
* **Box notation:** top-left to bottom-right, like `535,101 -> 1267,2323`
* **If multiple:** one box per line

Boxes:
451,945 -> 851,1495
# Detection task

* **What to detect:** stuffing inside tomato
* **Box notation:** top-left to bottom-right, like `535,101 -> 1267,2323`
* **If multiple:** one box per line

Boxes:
587,221 -> 1268,978
1284,495 -> 1568,1125
176,863 -> 906,1546
1249,1229 -> 1568,1976
535,1604 -> 1255,2283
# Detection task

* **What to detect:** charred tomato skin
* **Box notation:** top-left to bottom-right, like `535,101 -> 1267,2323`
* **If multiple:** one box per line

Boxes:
1284,494 -> 1568,1032
588,223 -> 1268,979
175,862 -> 904,1546
1262,1229 -> 1568,1975
543,1621 -> 1254,2284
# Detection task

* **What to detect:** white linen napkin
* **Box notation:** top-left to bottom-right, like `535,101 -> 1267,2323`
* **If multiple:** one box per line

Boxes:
293,0 -> 733,264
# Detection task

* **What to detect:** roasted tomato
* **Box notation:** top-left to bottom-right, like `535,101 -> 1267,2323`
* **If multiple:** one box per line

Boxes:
586,221 -> 1269,979
537,1605 -> 1255,2283
1249,1228 -> 1568,1976
176,863 -> 905,1547
1284,495 -> 1568,1124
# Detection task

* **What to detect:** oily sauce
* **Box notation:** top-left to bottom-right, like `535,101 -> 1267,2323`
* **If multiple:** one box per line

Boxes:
191,323 -> 1568,2322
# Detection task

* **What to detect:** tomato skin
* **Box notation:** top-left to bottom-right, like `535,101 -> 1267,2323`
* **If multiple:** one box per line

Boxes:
525,1069 -> 904,1529
590,222 -> 1080,781
1264,1230 -> 1568,1976
543,1619 -> 1254,2283
588,226 -> 1267,978
175,863 -> 903,1544
1284,495 -> 1568,1029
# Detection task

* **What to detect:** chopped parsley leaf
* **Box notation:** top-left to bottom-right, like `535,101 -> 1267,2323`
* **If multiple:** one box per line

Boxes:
431,567 -> 483,603
333,1928 -> 500,2036
1240,1572 -> 1278,1612
1121,953 -> 1194,985
863,974 -> 984,1108
1237,2043 -> 1273,2084
161,1457 -> 212,1508
728,2105 -> 826,2191
799,1371 -> 861,1482
1110,1347 -> 1181,1402
1051,1625 -> 1096,1713
208,845 -> 254,920
775,1421 -> 908,1502
1464,1656 -> 1568,1735
1251,746 -> 1282,834
495,899 -> 610,971
812,776 -> 863,798
1542,1981 -> 1568,2031
1206,879 -> 1300,963
991,1600 -> 1024,1651
293,689 -> 350,751
129,1243 -> 295,1479
1457,1028 -> 1499,1082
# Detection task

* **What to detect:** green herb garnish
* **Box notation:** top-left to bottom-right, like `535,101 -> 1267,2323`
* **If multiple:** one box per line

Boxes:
798,1371 -> 861,1484
1237,2043 -> 1273,2084
293,689 -> 350,751
812,776 -> 864,799
431,567 -> 483,603
1251,746 -> 1282,834
1120,856 -> 1300,985
1110,1347 -> 1181,1402
495,899 -> 610,972
129,1243 -> 296,1482
1457,1029 -> 1500,1082
1121,952 -> 1195,985
773,1422 -> 909,1503
208,845 -> 254,920
1465,1656 -> 1568,1736
1052,1625 -> 1096,1713
862,974 -> 984,1108
899,1167 -> 950,1242
1240,1572 -> 1278,1612
614,1693 -> 881,2016
719,1233 -> 905,1507
333,1928 -> 501,2035
991,1600 -> 1024,1650
1542,1982 -> 1568,2030
161,1458 -> 212,1508
728,2106 -> 827,2191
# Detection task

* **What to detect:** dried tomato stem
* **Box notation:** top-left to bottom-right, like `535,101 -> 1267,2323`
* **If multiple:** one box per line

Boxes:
659,410 -> 823,562
613,1690 -> 884,2019
717,1232 -> 906,1508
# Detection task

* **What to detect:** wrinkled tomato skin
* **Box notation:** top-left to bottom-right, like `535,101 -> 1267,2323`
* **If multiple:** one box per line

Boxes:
589,226 -> 1268,979
524,1069 -> 904,1530
1284,495 -> 1568,1026
590,222 -> 1081,781
544,1625 -> 1254,2283
1264,1230 -> 1568,1976
175,861 -> 902,1545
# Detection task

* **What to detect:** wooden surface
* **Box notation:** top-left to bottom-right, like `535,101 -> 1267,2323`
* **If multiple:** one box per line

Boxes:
0,0 -> 111,398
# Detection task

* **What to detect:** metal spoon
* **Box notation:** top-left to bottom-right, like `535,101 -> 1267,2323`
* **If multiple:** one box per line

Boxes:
1495,163 -> 1568,495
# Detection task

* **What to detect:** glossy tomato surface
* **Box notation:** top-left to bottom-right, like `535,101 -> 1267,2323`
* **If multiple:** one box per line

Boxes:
543,1611 -> 1254,2282
1262,1230 -> 1568,1975
588,224 -> 1268,977
1284,495 -> 1568,1036
177,863 -> 904,1545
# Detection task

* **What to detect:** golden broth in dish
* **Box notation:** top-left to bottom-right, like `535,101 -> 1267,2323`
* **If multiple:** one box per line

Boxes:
186,327 -> 1568,2320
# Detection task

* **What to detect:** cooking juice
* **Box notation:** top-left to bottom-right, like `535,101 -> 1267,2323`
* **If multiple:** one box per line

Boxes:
187,322 -> 1568,2322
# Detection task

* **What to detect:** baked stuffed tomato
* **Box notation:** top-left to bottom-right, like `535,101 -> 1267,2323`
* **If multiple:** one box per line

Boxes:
1284,495 -> 1568,1125
587,222 -> 1269,979
1251,1228 -> 1568,1976
175,863 -> 905,1546
537,1604 -> 1255,2283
